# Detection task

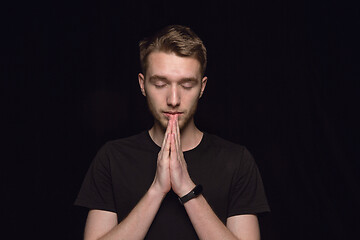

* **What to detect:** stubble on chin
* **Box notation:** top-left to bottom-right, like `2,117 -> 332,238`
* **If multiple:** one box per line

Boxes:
157,117 -> 168,131
146,98 -> 199,133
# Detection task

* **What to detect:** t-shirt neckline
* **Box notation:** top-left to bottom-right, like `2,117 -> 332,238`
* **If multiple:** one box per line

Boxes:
144,130 -> 208,154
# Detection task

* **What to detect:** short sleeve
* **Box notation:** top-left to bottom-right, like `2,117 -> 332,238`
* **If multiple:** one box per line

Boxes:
227,147 -> 270,217
74,143 -> 116,212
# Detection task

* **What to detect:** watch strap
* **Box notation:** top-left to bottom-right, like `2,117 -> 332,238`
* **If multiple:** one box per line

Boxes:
178,185 -> 203,205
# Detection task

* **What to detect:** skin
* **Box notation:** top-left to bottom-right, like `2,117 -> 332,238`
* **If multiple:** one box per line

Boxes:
139,51 -> 207,152
83,51 -> 261,240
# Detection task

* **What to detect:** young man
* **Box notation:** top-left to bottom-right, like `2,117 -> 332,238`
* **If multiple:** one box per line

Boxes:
75,25 -> 270,240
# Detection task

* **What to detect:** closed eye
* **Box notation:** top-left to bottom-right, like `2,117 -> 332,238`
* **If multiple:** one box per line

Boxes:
149,75 -> 169,88
154,83 -> 166,88
181,84 -> 193,89
152,80 -> 167,88
181,81 -> 197,90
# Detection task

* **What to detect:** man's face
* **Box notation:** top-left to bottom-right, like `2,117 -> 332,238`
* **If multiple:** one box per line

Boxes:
138,51 -> 207,131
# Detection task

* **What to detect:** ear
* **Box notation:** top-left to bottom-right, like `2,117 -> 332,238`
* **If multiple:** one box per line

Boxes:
138,73 -> 146,96
199,76 -> 208,98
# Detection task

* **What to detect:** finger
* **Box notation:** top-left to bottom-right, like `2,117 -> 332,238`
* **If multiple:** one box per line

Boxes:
170,133 -> 176,159
169,115 -> 175,134
172,119 -> 178,147
175,117 -> 181,150
174,129 -> 182,161
174,118 -> 186,165
161,119 -> 172,150
160,133 -> 171,160
164,133 -> 171,155
171,122 -> 180,159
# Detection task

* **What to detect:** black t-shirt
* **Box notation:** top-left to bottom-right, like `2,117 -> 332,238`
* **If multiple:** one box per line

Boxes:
75,131 -> 270,239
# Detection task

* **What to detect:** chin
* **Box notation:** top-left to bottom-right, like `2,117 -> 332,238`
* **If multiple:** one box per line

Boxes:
159,116 -> 171,129
179,118 -> 191,131
156,116 -> 185,131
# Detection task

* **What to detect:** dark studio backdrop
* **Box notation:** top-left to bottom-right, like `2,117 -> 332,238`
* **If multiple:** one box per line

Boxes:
3,0 -> 359,239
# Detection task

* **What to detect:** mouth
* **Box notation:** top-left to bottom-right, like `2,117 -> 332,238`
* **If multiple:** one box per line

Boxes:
163,111 -> 183,119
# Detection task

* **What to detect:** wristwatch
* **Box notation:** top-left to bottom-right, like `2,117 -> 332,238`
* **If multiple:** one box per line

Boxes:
178,185 -> 203,205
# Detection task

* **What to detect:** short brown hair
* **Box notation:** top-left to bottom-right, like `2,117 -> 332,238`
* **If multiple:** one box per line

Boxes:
139,25 -> 207,76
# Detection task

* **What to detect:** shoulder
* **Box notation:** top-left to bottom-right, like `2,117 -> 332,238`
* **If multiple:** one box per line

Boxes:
204,133 -> 248,155
92,131 -> 156,163
101,131 -> 155,152
203,133 -> 256,168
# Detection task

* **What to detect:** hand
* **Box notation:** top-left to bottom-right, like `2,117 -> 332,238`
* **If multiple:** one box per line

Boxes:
150,118 -> 173,197
169,116 -> 196,197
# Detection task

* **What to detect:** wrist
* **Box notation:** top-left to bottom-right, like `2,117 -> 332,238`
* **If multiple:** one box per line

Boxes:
148,183 -> 168,199
177,182 -> 196,198
178,184 -> 203,205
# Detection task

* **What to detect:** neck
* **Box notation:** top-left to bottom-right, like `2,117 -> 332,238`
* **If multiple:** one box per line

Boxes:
149,119 -> 203,152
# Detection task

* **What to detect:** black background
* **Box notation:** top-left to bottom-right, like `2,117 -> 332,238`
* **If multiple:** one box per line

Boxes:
3,0 -> 359,239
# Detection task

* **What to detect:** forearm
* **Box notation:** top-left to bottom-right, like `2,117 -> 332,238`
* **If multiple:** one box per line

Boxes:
184,195 -> 239,240
99,187 -> 164,240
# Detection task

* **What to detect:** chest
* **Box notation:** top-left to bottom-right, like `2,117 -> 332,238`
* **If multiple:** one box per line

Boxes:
109,148 -> 237,223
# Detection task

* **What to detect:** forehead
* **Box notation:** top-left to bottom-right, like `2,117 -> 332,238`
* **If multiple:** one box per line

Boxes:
146,51 -> 201,80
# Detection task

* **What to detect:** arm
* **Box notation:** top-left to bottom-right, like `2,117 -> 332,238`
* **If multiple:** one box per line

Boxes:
172,169 -> 260,240
183,196 -> 260,240
227,215 -> 260,240
170,118 -> 261,240
84,122 -> 174,240
84,187 -> 165,240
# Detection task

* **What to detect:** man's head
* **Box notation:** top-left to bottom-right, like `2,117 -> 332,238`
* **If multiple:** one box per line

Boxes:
139,25 -> 207,77
138,25 -> 207,131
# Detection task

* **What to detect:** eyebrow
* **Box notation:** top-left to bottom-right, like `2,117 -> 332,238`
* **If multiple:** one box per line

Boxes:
149,75 -> 199,83
149,75 -> 169,83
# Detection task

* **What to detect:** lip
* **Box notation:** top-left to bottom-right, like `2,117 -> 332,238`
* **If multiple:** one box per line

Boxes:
163,112 -> 183,119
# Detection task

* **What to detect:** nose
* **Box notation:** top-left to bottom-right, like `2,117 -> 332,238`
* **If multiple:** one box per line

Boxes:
166,85 -> 180,107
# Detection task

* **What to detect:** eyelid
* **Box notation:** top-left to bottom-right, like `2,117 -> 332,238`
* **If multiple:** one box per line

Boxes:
154,84 -> 166,88
150,78 -> 197,89
153,80 -> 167,86
181,81 -> 196,88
